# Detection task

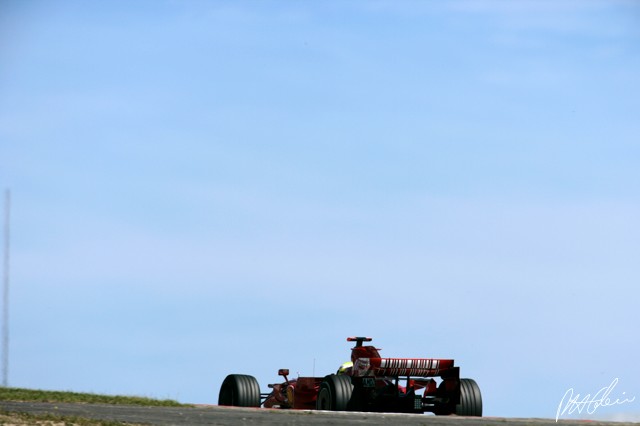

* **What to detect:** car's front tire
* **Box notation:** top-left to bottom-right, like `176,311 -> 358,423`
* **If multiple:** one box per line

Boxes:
316,374 -> 353,411
218,374 -> 261,407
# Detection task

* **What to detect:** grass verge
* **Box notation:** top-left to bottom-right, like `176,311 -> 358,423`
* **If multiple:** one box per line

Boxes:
0,387 -> 188,407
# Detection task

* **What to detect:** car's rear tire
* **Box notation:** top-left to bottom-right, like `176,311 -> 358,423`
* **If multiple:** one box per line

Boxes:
316,374 -> 353,411
455,378 -> 482,416
218,374 -> 261,407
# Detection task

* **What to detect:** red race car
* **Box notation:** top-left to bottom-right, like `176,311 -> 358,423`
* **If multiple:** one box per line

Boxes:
218,337 -> 482,416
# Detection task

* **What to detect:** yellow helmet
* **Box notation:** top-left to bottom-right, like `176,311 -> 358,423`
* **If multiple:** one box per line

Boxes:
336,361 -> 353,375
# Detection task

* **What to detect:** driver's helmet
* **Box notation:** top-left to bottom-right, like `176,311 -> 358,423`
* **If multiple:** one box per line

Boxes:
336,361 -> 353,375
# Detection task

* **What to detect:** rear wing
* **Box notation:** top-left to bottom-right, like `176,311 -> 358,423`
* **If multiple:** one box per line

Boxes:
353,357 -> 456,377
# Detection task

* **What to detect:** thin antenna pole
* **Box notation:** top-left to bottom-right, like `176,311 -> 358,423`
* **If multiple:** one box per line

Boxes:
3,189 -> 9,387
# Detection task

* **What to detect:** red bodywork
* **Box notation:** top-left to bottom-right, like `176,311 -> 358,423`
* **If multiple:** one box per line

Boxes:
263,375 -> 322,409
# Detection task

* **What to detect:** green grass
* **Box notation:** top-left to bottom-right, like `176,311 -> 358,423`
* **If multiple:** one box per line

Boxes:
0,387 -> 189,407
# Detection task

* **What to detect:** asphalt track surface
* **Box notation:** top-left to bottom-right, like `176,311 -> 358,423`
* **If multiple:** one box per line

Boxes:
1,401 -> 638,425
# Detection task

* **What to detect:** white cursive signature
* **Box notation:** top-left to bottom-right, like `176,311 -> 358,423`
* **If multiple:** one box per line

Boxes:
556,378 -> 636,422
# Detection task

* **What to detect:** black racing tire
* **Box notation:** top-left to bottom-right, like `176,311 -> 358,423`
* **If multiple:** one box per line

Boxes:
218,374 -> 261,407
316,374 -> 353,411
455,378 -> 482,416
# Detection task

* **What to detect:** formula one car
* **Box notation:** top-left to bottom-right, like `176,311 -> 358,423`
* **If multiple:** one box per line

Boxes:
218,337 -> 482,416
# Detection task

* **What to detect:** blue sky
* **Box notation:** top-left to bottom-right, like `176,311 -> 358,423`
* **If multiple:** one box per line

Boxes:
1,0 -> 639,420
